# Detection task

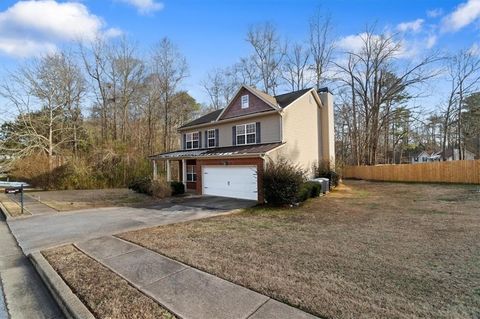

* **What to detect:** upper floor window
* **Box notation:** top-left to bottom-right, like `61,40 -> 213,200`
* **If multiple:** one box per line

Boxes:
241,95 -> 249,109
236,123 -> 256,145
185,132 -> 199,149
207,129 -> 216,148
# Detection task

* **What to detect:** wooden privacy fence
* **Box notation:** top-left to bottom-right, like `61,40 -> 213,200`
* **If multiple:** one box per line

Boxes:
343,160 -> 480,184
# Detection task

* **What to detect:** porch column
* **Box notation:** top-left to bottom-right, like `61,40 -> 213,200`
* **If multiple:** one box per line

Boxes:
182,159 -> 187,187
166,159 -> 171,182
152,160 -> 158,180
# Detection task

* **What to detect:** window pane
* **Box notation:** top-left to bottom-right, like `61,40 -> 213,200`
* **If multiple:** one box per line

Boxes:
193,141 -> 199,148
208,130 -> 215,138
208,139 -> 215,147
192,132 -> 199,140
186,141 -> 192,149
237,135 -> 245,145
186,133 -> 192,142
247,133 -> 256,144
241,95 -> 249,108
246,123 -> 255,133
236,125 -> 245,134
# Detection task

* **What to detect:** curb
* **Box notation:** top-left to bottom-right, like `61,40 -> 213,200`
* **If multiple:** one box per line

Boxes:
29,252 -> 95,319
0,202 -> 10,221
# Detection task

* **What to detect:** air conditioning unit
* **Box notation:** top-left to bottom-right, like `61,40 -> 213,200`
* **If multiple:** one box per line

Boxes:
310,178 -> 330,194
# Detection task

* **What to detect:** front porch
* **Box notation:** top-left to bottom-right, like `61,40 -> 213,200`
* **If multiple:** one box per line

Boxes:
151,158 -> 197,191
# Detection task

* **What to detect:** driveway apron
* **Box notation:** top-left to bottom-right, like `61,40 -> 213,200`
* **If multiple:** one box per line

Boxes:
8,197 -> 254,255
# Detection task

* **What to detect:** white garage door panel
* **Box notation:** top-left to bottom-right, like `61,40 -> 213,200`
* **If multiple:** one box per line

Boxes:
203,166 -> 257,200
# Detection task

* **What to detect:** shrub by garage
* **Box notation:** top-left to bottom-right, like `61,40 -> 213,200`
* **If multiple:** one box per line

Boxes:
170,181 -> 185,195
128,178 -> 172,198
263,158 -> 305,205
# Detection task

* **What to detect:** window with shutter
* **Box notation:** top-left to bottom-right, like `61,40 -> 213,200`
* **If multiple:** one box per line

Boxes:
185,132 -> 200,149
207,129 -> 216,148
235,123 -> 256,145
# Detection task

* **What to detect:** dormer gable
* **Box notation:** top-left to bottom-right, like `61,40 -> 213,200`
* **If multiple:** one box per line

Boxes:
217,86 -> 278,121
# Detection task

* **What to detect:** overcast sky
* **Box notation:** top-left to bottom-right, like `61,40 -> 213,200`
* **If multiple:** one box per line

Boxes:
0,0 -> 479,121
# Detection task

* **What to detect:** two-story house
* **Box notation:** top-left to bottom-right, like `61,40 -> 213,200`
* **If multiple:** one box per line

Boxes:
150,85 -> 335,202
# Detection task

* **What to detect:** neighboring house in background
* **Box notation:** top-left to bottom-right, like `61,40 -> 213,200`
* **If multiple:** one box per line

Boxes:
150,85 -> 335,202
411,148 -> 476,164
411,151 -> 441,164
440,148 -> 476,161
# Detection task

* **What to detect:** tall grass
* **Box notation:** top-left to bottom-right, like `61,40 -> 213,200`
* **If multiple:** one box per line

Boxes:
9,154 -> 152,190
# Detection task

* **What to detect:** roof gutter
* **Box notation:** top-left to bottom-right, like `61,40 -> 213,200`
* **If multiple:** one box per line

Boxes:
177,109 -> 280,132
150,153 -> 269,160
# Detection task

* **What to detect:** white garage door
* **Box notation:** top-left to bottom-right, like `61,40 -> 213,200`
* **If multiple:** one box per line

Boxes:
202,166 -> 257,201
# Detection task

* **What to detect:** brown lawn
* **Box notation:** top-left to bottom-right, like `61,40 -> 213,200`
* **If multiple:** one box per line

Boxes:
43,245 -> 175,319
119,180 -> 480,319
0,193 -> 26,217
29,188 -> 156,211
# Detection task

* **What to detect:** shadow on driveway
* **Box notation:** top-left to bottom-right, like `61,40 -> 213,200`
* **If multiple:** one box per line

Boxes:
7,196 -> 255,255
142,195 -> 257,211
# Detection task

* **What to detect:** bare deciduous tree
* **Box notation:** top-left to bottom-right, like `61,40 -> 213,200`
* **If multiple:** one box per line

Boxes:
80,38 -> 111,143
234,56 -> 259,87
309,11 -> 334,89
202,68 -> 225,110
202,67 -> 240,110
441,50 -> 480,160
151,38 -> 189,151
336,28 -> 439,165
110,37 -> 145,143
282,43 -> 310,91
0,52 -> 85,168
246,22 -> 285,94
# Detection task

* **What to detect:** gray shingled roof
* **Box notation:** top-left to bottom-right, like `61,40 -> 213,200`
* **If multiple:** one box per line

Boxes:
179,87 -> 330,129
274,88 -> 312,108
179,108 -> 223,129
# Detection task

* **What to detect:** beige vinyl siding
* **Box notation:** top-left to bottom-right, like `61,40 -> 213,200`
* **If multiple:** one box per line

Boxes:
268,91 -> 321,177
319,92 -> 335,165
180,113 -> 281,148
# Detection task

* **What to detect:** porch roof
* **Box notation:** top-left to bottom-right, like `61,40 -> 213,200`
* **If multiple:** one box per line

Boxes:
149,142 -> 284,160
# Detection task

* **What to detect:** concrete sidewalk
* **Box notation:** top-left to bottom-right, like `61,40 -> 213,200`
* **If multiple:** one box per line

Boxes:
76,236 -> 317,319
7,193 -> 57,216
0,215 -> 64,319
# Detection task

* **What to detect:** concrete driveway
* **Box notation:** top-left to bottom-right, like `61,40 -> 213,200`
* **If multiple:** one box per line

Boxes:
8,196 -> 254,255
